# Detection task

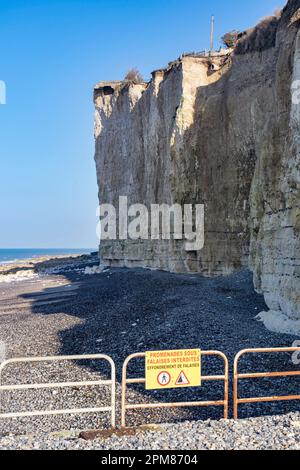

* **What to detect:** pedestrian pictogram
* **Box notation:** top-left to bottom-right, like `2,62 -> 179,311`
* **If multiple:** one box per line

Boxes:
157,371 -> 171,386
175,370 -> 190,385
145,349 -> 201,390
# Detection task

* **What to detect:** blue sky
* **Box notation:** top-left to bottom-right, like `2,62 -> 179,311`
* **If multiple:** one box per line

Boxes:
0,0 -> 284,248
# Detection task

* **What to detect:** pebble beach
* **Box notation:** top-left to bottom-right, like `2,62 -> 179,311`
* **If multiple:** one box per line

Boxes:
0,254 -> 299,450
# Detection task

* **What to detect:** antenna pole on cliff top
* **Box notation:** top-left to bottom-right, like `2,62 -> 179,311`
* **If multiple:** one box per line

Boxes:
210,15 -> 215,53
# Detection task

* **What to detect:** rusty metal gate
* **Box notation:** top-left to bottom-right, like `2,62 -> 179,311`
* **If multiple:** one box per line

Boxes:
234,347 -> 300,419
121,350 -> 229,428
2,347 -> 300,429
0,354 -> 116,427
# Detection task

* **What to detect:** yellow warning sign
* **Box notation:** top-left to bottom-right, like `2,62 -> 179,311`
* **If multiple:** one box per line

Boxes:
145,349 -> 201,390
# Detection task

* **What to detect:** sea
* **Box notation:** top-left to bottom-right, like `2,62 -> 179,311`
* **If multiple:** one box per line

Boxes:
0,248 -> 96,265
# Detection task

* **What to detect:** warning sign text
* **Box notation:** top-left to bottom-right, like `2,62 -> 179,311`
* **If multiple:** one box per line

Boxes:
145,349 -> 201,390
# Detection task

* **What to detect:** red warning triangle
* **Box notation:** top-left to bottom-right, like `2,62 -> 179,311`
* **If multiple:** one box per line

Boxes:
175,370 -> 190,385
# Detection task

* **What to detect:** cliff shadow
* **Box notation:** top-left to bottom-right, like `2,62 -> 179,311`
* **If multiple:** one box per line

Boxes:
21,265 -> 300,426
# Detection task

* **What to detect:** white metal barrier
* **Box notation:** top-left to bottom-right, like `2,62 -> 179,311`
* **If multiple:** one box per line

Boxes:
0,354 -> 116,428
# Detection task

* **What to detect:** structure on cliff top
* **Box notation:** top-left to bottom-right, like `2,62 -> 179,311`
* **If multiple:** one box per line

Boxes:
94,0 -> 300,330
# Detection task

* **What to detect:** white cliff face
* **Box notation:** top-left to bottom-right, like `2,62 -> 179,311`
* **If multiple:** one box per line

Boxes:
94,56 -> 247,275
278,29 -> 300,320
249,3 -> 300,329
94,0 -> 300,331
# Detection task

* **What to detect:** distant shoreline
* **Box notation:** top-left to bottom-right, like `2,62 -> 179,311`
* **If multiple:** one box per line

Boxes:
0,252 -> 99,283
0,248 -> 96,265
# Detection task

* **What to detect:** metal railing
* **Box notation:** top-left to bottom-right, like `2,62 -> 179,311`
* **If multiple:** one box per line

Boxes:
233,347 -> 300,419
121,350 -> 228,428
0,354 -> 116,428
2,347 -> 300,429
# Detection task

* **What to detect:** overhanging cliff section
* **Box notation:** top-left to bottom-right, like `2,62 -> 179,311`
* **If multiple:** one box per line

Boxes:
94,54 -> 248,276
94,0 -> 300,324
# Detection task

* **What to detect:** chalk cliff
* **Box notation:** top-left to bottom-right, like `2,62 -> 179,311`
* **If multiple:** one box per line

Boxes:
94,0 -> 300,326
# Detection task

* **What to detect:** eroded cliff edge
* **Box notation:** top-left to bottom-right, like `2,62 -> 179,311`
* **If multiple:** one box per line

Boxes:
94,0 -> 300,327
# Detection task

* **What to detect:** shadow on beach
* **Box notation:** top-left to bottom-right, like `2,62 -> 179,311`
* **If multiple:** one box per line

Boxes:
19,260 -> 300,424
